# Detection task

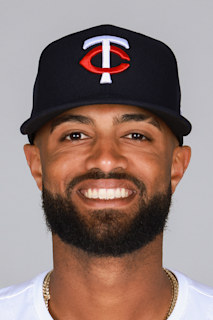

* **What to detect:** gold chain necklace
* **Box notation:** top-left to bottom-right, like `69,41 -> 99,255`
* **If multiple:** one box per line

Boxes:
43,268 -> 178,319
163,269 -> 179,319
43,271 -> 52,309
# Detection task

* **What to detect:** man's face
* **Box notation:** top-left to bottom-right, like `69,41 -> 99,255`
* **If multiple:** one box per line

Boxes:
26,104 -> 190,256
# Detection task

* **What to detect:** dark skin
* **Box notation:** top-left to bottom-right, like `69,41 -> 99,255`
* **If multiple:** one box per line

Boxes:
24,104 -> 191,320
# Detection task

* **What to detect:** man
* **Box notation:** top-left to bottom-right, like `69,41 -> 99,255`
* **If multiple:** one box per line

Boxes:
0,24 -> 212,319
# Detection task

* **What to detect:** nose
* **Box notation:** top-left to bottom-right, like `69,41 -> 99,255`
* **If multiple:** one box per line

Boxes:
85,139 -> 128,173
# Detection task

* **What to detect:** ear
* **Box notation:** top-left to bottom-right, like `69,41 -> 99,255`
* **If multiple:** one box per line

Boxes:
171,146 -> 191,194
24,144 -> 43,191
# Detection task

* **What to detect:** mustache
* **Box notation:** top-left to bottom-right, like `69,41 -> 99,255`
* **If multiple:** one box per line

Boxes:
65,169 -> 146,196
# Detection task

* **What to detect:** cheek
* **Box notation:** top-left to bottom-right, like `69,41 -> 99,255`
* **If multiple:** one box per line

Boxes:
41,151 -> 86,193
127,151 -> 172,193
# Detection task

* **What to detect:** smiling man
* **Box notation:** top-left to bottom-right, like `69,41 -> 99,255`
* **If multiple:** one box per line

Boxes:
1,25 -> 213,320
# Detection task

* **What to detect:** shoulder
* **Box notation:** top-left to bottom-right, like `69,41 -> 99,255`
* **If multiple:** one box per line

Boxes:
174,269 -> 213,298
0,272 -> 48,320
171,270 -> 213,319
188,277 -> 213,297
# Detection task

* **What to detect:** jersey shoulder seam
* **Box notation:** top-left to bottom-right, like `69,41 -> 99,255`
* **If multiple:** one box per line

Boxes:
190,284 -> 213,298
0,284 -> 34,300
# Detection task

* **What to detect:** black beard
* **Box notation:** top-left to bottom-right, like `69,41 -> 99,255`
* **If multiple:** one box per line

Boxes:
42,170 -> 172,257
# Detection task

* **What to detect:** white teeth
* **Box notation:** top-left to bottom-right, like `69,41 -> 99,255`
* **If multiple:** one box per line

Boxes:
115,188 -> 120,198
93,189 -> 98,199
88,189 -> 92,198
99,189 -> 106,199
121,188 -> 126,198
107,189 -> 114,199
83,188 -> 131,200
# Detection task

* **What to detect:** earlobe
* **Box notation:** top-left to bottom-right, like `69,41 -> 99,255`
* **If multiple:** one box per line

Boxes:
24,144 -> 43,191
171,146 -> 191,193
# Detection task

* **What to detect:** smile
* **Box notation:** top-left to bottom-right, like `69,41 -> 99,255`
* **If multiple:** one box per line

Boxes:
80,188 -> 134,200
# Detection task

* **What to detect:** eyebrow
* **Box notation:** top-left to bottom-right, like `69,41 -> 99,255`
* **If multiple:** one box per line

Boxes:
50,115 -> 94,133
113,113 -> 162,131
50,112 -> 162,133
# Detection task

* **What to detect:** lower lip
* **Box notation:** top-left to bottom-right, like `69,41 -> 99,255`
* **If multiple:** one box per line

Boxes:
76,190 -> 137,208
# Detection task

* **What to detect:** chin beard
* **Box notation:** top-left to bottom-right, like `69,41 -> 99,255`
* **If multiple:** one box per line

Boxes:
42,171 -> 172,257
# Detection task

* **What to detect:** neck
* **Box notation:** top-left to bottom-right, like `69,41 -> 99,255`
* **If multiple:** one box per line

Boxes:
48,234 -> 172,320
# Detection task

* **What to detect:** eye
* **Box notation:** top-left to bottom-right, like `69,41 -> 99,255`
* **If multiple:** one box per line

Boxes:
124,133 -> 148,141
63,132 -> 89,141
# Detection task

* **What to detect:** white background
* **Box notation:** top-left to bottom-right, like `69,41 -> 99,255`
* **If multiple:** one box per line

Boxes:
1,0 -> 213,287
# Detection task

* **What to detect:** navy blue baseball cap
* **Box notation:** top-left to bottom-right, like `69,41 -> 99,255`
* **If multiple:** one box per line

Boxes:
20,24 -> 191,144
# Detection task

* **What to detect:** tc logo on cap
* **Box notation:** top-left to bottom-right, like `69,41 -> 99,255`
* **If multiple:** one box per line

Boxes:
79,35 -> 130,84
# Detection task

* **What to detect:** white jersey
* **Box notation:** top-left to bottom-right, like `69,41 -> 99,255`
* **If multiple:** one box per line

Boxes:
0,270 -> 213,319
